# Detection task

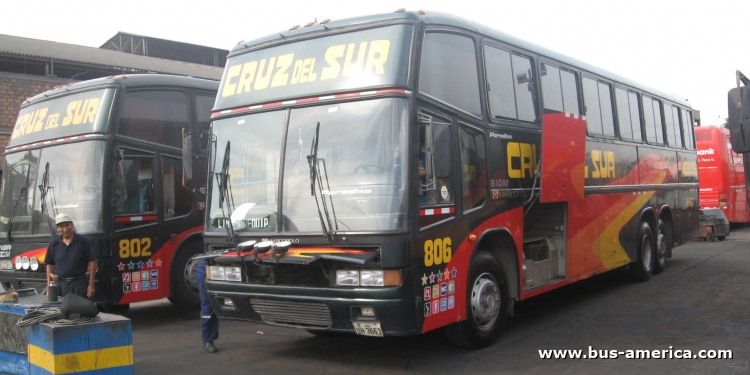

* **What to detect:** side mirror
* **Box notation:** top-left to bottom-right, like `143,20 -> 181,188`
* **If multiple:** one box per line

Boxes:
727,84 -> 750,153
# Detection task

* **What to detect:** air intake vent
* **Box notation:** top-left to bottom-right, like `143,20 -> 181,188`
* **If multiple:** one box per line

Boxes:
250,299 -> 332,329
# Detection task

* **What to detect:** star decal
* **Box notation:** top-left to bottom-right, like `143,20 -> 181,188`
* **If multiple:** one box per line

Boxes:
451,267 -> 457,278
127,261 -> 136,270
429,272 -> 436,284
436,271 -> 443,282
155,259 -> 163,267
137,261 -> 145,269
443,270 -> 450,280
117,262 -> 125,271
146,260 -> 154,268
421,274 -> 428,286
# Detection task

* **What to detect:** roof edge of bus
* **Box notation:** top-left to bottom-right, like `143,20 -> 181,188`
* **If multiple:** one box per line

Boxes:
23,74 -> 219,105
228,9 -> 691,108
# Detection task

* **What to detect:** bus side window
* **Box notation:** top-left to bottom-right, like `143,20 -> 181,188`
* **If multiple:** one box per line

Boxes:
665,104 -> 683,148
459,125 -> 487,212
681,109 -> 695,150
162,156 -> 192,219
116,157 -> 155,215
419,121 -> 453,207
643,96 -> 665,144
194,94 -> 214,152
582,77 -> 615,136
615,88 -> 643,142
118,90 -> 189,149
540,63 -> 580,115
484,45 -> 538,123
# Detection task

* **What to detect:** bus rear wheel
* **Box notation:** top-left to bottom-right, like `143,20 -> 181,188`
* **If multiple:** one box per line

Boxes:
654,219 -> 670,275
443,252 -> 509,349
629,222 -> 654,282
168,243 -> 202,309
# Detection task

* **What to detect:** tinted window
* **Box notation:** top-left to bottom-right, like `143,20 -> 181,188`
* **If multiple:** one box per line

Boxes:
460,125 -> 487,211
541,63 -> 579,115
615,88 -> 642,141
118,91 -> 189,148
485,46 -> 537,123
162,156 -> 192,219
681,109 -> 695,149
665,104 -> 683,148
420,33 -> 481,116
582,77 -> 602,134
419,116 -> 453,207
195,95 -> 214,134
643,96 -> 664,144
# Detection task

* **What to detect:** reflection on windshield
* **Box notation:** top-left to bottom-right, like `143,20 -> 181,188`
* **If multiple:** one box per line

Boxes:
284,98 -> 407,232
208,111 -> 286,233
0,141 -> 106,236
207,98 -> 408,234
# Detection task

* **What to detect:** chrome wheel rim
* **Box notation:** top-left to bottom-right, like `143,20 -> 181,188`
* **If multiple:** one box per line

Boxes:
470,272 -> 501,329
642,234 -> 653,272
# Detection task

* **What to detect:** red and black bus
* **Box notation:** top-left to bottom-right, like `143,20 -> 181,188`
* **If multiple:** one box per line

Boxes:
0,74 -> 218,309
198,10 -> 699,348
695,126 -> 749,224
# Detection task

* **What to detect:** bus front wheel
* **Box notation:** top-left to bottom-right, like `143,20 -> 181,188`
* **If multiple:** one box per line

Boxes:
629,222 -> 654,282
168,243 -> 202,309
443,252 -> 509,349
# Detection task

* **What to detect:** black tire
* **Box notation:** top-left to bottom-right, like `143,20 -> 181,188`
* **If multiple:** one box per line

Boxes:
444,252 -> 509,349
629,221 -> 654,282
717,236 -> 726,241
653,219 -> 670,275
168,242 -> 202,309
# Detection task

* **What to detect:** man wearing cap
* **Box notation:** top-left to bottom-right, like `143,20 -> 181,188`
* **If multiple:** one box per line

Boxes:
44,214 -> 97,299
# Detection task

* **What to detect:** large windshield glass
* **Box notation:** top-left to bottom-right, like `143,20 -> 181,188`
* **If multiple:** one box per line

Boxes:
9,88 -> 114,147
207,97 -> 408,234
283,98 -> 407,232
0,141 -> 106,236
216,25 -> 412,110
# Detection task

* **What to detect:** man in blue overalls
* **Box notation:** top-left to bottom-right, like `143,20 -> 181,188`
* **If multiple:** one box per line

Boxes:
196,259 -> 219,353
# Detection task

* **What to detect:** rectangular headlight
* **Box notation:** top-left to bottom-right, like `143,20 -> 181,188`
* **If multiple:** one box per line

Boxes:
336,270 -> 359,286
225,267 -> 242,282
360,270 -> 384,287
0,259 -> 12,270
208,266 -> 225,281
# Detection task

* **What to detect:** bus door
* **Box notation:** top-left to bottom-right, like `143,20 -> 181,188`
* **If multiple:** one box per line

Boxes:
111,147 -> 163,303
416,110 -> 460,330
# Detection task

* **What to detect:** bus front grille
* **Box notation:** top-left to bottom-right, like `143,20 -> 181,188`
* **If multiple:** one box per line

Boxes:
249,298 -> 332,329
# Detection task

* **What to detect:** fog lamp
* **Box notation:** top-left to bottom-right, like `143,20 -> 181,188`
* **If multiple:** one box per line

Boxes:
29,257 -> 39,271
14,256 -> 22,270
21,256 -> 30,270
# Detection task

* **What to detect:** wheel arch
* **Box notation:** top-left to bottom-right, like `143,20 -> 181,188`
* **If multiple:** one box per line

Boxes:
472,228 -> 519,301
169,232 -> 204,295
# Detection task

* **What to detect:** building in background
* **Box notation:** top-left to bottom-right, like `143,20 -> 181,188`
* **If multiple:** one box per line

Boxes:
0,33 -> 227,181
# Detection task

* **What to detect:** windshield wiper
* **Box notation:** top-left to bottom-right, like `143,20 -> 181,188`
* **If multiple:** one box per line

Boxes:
38,162 -> 56,236
214,141 -> 236,241
306,122 -> 349,241
6,187 -> 27,241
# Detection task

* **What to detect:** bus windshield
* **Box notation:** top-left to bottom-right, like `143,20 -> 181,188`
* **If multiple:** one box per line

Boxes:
208,97 -> 408,234
0,141 -> 106,236
215,24 -> 412,110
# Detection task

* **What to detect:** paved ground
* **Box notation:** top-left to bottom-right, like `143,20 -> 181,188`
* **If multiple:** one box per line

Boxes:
123,228 -> 750,374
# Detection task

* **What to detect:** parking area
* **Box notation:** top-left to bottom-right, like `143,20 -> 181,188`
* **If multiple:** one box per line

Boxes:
120,227 -> 750,374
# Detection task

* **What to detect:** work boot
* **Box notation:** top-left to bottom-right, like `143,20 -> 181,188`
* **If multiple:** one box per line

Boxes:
204,341 -> 217,353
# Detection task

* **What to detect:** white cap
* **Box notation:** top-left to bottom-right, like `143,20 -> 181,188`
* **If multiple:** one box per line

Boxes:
55,213 -> 74,225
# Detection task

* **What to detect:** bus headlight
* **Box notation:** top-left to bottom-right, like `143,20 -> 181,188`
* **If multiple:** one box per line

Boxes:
14,256 -> 22,270
225,267 -> 241,282
21,256 -> 30,270
208,266 -> 242,282
336,270 -> 360,286
360,270 -> 384,287
208,266 -> 225,281
29,257 -> 39,271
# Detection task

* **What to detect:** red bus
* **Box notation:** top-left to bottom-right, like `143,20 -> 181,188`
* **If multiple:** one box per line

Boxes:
0,74 -> 218,309
695,126 -> 749,225
196,10 -> 699,348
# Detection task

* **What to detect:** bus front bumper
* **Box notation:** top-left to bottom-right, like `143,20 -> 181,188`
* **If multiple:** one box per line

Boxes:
205,277 -> 420,336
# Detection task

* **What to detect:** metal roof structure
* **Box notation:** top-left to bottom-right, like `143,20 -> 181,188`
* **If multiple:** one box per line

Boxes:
0,33 -> 223,80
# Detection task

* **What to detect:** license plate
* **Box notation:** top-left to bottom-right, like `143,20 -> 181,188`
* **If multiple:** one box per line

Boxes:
353,321 -> 383,337
0,250 -> 10,258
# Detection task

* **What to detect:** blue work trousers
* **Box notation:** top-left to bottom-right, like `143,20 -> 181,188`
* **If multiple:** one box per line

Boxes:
197,260 -> 219,343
